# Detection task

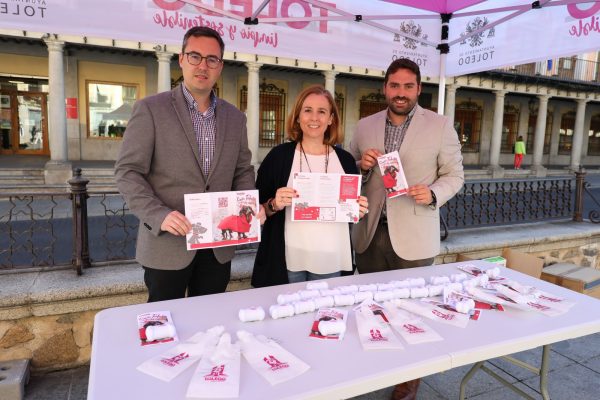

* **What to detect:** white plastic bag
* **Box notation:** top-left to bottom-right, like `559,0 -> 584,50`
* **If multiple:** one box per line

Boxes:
186,333 -> 241,398
237,330 -> 310,386
354,301 -> 404,350
136,325 -> 224,382
394,299 -> 469,328
385,303 -> 443,344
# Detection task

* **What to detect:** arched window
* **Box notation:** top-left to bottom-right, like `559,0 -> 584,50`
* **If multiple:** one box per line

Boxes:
240,80 -> 286,148
359,91 -> 387,119
587,114 -> 600,156
454,100 -> 482,153
559,111 -> 575,155
501,103 -> 520,153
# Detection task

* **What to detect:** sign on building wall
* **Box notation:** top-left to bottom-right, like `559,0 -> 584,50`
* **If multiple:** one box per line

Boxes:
65,97 -> 78,119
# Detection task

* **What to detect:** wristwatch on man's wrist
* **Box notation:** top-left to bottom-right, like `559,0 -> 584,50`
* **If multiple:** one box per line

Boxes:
428,190 -> 437,210
361,167 -> 373,182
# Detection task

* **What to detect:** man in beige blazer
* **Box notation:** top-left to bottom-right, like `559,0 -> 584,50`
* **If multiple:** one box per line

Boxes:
115,27 -> 258,302
349,58 -> 463,399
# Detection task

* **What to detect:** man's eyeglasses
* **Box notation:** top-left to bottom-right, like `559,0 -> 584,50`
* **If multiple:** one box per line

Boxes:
184,52 -> 222,69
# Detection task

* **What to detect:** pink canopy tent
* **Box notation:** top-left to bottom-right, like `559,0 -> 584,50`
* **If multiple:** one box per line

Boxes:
1,0 -> 598,111
232,0 -> 600,111
382,1 -> 490,13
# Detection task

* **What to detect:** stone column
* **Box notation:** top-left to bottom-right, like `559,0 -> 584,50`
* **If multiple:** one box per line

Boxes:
245,62 -> 262,165
444,85 -> 458,128
43,37 -> 72,184
488,90 -> 506,177
531,95 -> 550,177
549,104 -> 562,157
570,98 -> 588,171
155,49 -> 174,93
323,70 -> 338,96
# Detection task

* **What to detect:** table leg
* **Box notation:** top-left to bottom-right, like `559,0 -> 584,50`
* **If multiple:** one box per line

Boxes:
459,361 -> 485,400
460,344 -> 552,400
540,344 -> 551,400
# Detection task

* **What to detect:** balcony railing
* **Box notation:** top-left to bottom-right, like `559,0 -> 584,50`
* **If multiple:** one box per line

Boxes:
495,57 -> 599,84
443,176 -> 574,230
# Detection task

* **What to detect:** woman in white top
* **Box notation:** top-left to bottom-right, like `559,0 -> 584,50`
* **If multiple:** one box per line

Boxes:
251,85 -> 369,286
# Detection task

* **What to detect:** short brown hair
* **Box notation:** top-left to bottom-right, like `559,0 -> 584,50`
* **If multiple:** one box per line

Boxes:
286,85 -> 342,146
181,26 -> 224,58
384,58 -> 421,86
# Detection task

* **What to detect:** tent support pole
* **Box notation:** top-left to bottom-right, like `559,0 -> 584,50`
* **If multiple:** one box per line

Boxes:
438,56 -> 446,116
251,0 -> 272,20
436,14 -> 451,116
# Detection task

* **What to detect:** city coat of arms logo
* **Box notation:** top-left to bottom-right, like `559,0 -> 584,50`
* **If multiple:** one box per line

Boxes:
394,20 -> 429,49
460,17 -> 496,47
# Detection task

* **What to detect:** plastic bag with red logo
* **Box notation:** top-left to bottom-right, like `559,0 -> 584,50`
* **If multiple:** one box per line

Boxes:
354,300 -> 404,350
384,303 -> 444,345
136,325 -> 224,382
186,332 -> 241,398
393,299 -> 469,328
236,330 -> 310,386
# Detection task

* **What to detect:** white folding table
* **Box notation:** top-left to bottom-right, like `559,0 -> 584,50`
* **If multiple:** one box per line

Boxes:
88,261 -> 600,399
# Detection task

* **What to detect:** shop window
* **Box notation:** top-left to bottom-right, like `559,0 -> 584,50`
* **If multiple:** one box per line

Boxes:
501,103 -> 520,153
587,114 -> 600,156
558,111 -> 575,155
240,80 -> 286,148
0,94 -> 11,151
0,77 -> 49,155
454,100 -> 482,153
87,81 -> 138,139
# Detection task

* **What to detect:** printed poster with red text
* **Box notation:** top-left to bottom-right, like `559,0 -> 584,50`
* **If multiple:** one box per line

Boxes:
291,173 -> 361,223
184,190 -> 260,250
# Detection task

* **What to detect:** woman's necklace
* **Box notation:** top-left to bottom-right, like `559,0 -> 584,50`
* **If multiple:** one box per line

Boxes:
299,142 -> 329,173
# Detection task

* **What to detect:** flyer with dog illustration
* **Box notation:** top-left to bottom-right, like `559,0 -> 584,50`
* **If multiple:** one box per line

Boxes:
184,190 -> 260,250
291,173 -> 361,222
377,151 -> 408,198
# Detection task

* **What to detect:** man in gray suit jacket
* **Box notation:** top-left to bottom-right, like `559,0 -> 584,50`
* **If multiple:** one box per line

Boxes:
349,58 -> 464,400
115,27 -> 258,302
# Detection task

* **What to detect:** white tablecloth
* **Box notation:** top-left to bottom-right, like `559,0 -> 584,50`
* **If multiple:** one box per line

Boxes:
88,261 -> 600,399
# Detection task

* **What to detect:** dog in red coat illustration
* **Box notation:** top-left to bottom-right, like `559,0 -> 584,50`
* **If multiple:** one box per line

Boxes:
217,205 -> 255,240
382,165 -> 398,194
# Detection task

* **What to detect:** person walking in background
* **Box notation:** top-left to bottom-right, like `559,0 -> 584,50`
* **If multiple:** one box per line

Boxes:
115,26 -> 262,302
349,58 -> 464,400
514,135 -> 526,169
252,85 -> 369,287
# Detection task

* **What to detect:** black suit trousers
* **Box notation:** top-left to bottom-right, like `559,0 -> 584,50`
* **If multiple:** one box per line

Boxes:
143,249 -> 231,302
